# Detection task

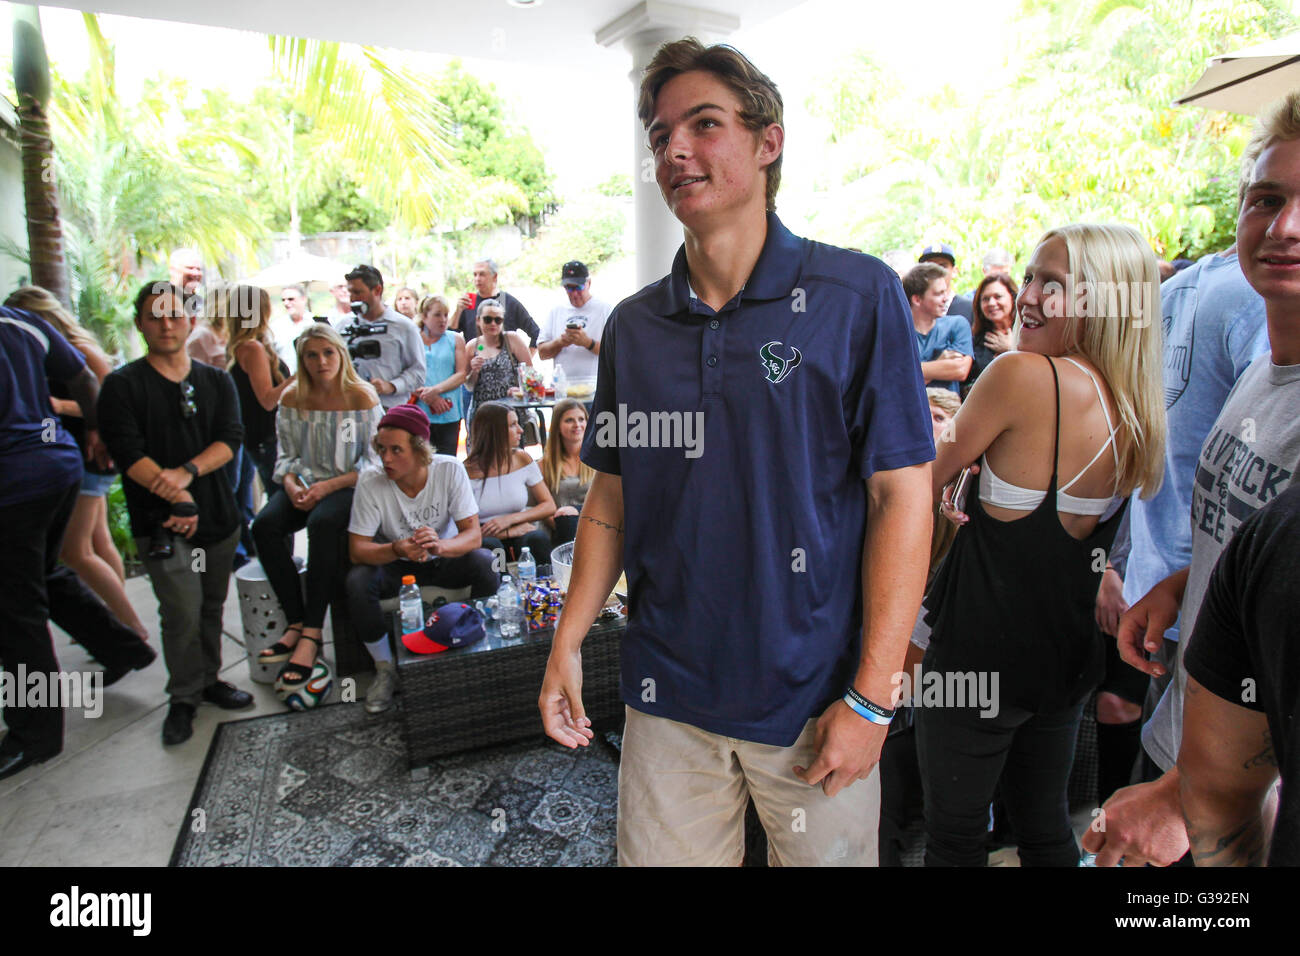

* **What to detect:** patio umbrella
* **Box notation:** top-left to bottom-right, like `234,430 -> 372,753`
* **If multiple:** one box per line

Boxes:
239,249 -> 352,295
1175,32 -> 1300,115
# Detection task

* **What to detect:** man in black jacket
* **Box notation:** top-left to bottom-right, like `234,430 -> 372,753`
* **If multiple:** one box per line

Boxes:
99,282 -> 253,746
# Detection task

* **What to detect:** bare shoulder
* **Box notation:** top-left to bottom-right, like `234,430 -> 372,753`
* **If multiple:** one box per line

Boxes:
280,383 -> 299,408
348,384 -> 381,410
978,350 -> 1053,394
511,449 -> 534,471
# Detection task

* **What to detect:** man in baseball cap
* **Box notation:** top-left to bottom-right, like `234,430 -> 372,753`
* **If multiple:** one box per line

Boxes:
344,404 -> 499,712
539,261 -> 611,393
918,242 -> 972,320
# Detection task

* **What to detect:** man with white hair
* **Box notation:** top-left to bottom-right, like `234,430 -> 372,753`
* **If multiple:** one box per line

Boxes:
980,249 -> 1014,278
450,258 -> 540,352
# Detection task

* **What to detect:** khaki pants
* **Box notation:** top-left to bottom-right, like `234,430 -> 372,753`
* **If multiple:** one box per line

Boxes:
617,706 -> 880,866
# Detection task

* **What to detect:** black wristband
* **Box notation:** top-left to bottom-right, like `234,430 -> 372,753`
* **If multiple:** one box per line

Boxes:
182,461 -> 199,479
170,501 -> 199,518
845,686 -> 895,719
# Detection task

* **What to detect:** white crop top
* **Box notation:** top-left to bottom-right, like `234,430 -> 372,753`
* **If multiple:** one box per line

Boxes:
978,357 -> 1121,517
472,459 -> 543,522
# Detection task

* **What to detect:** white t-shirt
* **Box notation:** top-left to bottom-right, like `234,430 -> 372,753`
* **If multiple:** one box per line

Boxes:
541,296 -> 611,381
270,313 -> 313,373
348,455 -> 479,543
471,459 -> 544,522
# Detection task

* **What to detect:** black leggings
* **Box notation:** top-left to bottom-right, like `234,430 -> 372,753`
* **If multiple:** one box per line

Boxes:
917,696 -> 1085,867
482,528 -> 552,566
251,486 -> 354,629
344,550 -> 500,645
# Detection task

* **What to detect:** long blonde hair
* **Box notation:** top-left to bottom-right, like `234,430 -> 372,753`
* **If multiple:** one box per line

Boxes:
219,284 -> 285,385
294,322 -> 369,399
542,398 -> 594,493
1032,223 -> 1167,498
5,285 -> 100,353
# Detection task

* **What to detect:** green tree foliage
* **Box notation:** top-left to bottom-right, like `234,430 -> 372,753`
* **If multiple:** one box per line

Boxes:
430,60 -> 556,226
806,0 -> 1297,286
39,15 -> 264,351
508,195 -> 626,288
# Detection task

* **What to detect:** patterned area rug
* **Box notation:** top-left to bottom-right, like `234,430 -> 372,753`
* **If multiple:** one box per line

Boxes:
170,702 -> 620,866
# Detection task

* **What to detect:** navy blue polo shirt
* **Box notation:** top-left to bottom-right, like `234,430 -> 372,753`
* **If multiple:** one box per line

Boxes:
581,213 -> 935,746
0,307 -> 86,507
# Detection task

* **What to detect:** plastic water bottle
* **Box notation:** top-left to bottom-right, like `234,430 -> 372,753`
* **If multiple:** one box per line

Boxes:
553,364 -> 567,399
399,575 -> 423,634
496,575 -> 523,638
516,547 -> 537,585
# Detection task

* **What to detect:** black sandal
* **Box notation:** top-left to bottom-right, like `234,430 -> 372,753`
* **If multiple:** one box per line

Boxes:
277,635 -> 323,685
259,625 -> 303,663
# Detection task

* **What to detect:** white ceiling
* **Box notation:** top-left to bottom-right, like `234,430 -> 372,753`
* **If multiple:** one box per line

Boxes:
38,0 -> 804,68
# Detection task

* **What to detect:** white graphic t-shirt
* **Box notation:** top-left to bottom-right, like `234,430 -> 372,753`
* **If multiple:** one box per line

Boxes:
542,297 -> 611,381
348,455 -> 479,543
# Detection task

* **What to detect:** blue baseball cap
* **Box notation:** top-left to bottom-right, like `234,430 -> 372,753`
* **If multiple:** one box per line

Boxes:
918,242 -> 957,266
402,603 -> 486,654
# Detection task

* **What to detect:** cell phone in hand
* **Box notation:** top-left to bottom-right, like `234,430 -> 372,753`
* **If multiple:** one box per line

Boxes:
949,466 -> 973,513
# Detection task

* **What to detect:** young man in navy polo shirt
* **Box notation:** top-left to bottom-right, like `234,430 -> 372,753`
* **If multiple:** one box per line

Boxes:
539,38 -> 935,866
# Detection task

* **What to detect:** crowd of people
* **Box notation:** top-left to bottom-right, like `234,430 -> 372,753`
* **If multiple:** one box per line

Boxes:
1,35 -> 1296,871
0,253 -> 606,751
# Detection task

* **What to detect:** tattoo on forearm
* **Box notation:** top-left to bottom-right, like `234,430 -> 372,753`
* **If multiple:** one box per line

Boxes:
580,515 -> 624,535
1186,816 -> 1267,867
1244,730 -> 1278,770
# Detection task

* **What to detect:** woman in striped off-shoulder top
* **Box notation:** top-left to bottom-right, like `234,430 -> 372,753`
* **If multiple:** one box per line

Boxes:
252,323 -> 383,690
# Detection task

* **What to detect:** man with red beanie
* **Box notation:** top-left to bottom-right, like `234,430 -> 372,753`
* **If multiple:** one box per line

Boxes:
346,404 -> 498,713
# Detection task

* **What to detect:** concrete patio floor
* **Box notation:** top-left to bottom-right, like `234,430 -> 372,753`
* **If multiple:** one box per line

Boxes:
0,531 -> 345,866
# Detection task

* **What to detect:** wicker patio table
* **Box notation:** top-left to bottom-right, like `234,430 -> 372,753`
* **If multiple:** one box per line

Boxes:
394,613 -> 626,775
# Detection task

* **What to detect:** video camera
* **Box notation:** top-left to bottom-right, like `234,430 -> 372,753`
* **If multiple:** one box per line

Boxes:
340,305 -> 388,361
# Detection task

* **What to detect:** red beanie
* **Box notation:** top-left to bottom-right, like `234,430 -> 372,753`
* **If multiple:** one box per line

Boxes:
378,403 -> 431,442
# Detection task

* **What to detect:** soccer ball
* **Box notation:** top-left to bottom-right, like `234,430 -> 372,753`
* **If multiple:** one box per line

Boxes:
275,658 -> 333,710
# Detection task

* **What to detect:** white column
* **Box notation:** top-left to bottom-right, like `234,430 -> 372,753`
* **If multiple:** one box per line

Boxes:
598,2 -> 740,289
625,27 -> 684,288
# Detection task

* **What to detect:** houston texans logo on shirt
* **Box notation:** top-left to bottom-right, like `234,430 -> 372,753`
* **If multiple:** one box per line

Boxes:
759,341 -> 802,384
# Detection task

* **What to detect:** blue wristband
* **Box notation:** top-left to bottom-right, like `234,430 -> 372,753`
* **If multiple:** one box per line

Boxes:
845,685 -> 895,719
843,693 -> 893,725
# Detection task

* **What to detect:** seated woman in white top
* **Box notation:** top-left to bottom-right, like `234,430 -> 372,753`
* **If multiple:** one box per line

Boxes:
464,401 -> 556,565
252,323 -> 382,689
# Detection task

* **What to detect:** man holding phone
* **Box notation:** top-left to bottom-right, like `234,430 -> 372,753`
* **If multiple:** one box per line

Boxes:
538,261 -> 610,391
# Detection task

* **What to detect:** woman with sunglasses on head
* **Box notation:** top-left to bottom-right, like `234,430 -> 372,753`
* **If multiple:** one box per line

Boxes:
412,295 -> 468,457
252,323 -> 383,687
219,286 -> 294,565
964,273 -> 1019,397
915,224 -> 1165,867
465,401 -> 555,565
464,297 -> 532,442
